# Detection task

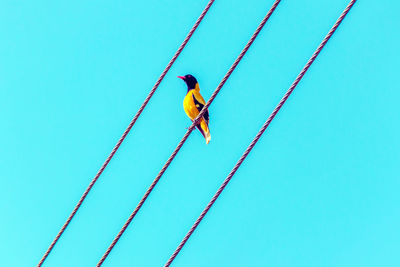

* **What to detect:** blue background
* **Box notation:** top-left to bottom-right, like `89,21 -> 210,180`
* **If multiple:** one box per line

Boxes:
1,0 -> 399,266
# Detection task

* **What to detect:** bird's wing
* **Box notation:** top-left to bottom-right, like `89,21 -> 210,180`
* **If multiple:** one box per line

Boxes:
192,93 -> 209,124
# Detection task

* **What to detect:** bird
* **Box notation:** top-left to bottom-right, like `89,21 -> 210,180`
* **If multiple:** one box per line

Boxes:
178,74 -> 211,144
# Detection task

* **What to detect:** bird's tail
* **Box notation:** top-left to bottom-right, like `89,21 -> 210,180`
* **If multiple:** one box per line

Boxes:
197,119 -> 211,144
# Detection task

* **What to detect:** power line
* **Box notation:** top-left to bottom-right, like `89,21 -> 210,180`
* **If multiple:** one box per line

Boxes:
37,1 -> 215,265
165,0 -> 358,265
97,1 -> 281,266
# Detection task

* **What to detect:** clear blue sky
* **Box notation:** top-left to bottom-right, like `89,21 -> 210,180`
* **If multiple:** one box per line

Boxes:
1,0 -> 399,266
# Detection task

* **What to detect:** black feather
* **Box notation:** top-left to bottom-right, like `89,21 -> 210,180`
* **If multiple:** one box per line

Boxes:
192,93 -> 209,124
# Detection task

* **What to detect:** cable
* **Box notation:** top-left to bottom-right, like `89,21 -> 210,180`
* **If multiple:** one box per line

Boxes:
165,0 -> 357,265
37,1 -> 215,266
97,1 -> 281,266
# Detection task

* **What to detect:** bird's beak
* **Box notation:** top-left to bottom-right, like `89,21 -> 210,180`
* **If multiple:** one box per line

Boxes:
177,76 -> 185,80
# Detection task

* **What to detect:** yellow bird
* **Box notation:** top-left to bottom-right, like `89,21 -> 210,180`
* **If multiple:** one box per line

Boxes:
178,74 -> 211,144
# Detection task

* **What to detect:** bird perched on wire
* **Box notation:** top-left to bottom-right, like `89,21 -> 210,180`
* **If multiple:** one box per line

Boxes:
178,74 -> 211,144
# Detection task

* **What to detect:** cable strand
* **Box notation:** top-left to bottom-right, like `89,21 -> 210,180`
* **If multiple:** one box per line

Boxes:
37,1 -> 215,266
165,0 -> 357,265
97,1 -> 281,266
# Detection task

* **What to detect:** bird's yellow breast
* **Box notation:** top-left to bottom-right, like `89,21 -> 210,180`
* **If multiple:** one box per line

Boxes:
183,89 -> 200,121
183,84 -> 206,120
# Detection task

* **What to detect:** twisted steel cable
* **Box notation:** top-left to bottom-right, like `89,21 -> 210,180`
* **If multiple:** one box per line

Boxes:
165,0 -> 358,265
97,1 -> 281,266
37,1 -> 215,266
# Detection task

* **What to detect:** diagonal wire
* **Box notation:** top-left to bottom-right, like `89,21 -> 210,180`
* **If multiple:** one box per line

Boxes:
165,0 -> 358,265
37,1 -> 215,266
97,1 -> 281,266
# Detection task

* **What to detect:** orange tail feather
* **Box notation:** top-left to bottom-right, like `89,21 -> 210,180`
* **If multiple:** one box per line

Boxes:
197,119 -> 211,144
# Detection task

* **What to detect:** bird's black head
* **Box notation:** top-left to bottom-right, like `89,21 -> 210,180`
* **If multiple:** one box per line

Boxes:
177,74 -> 198,90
